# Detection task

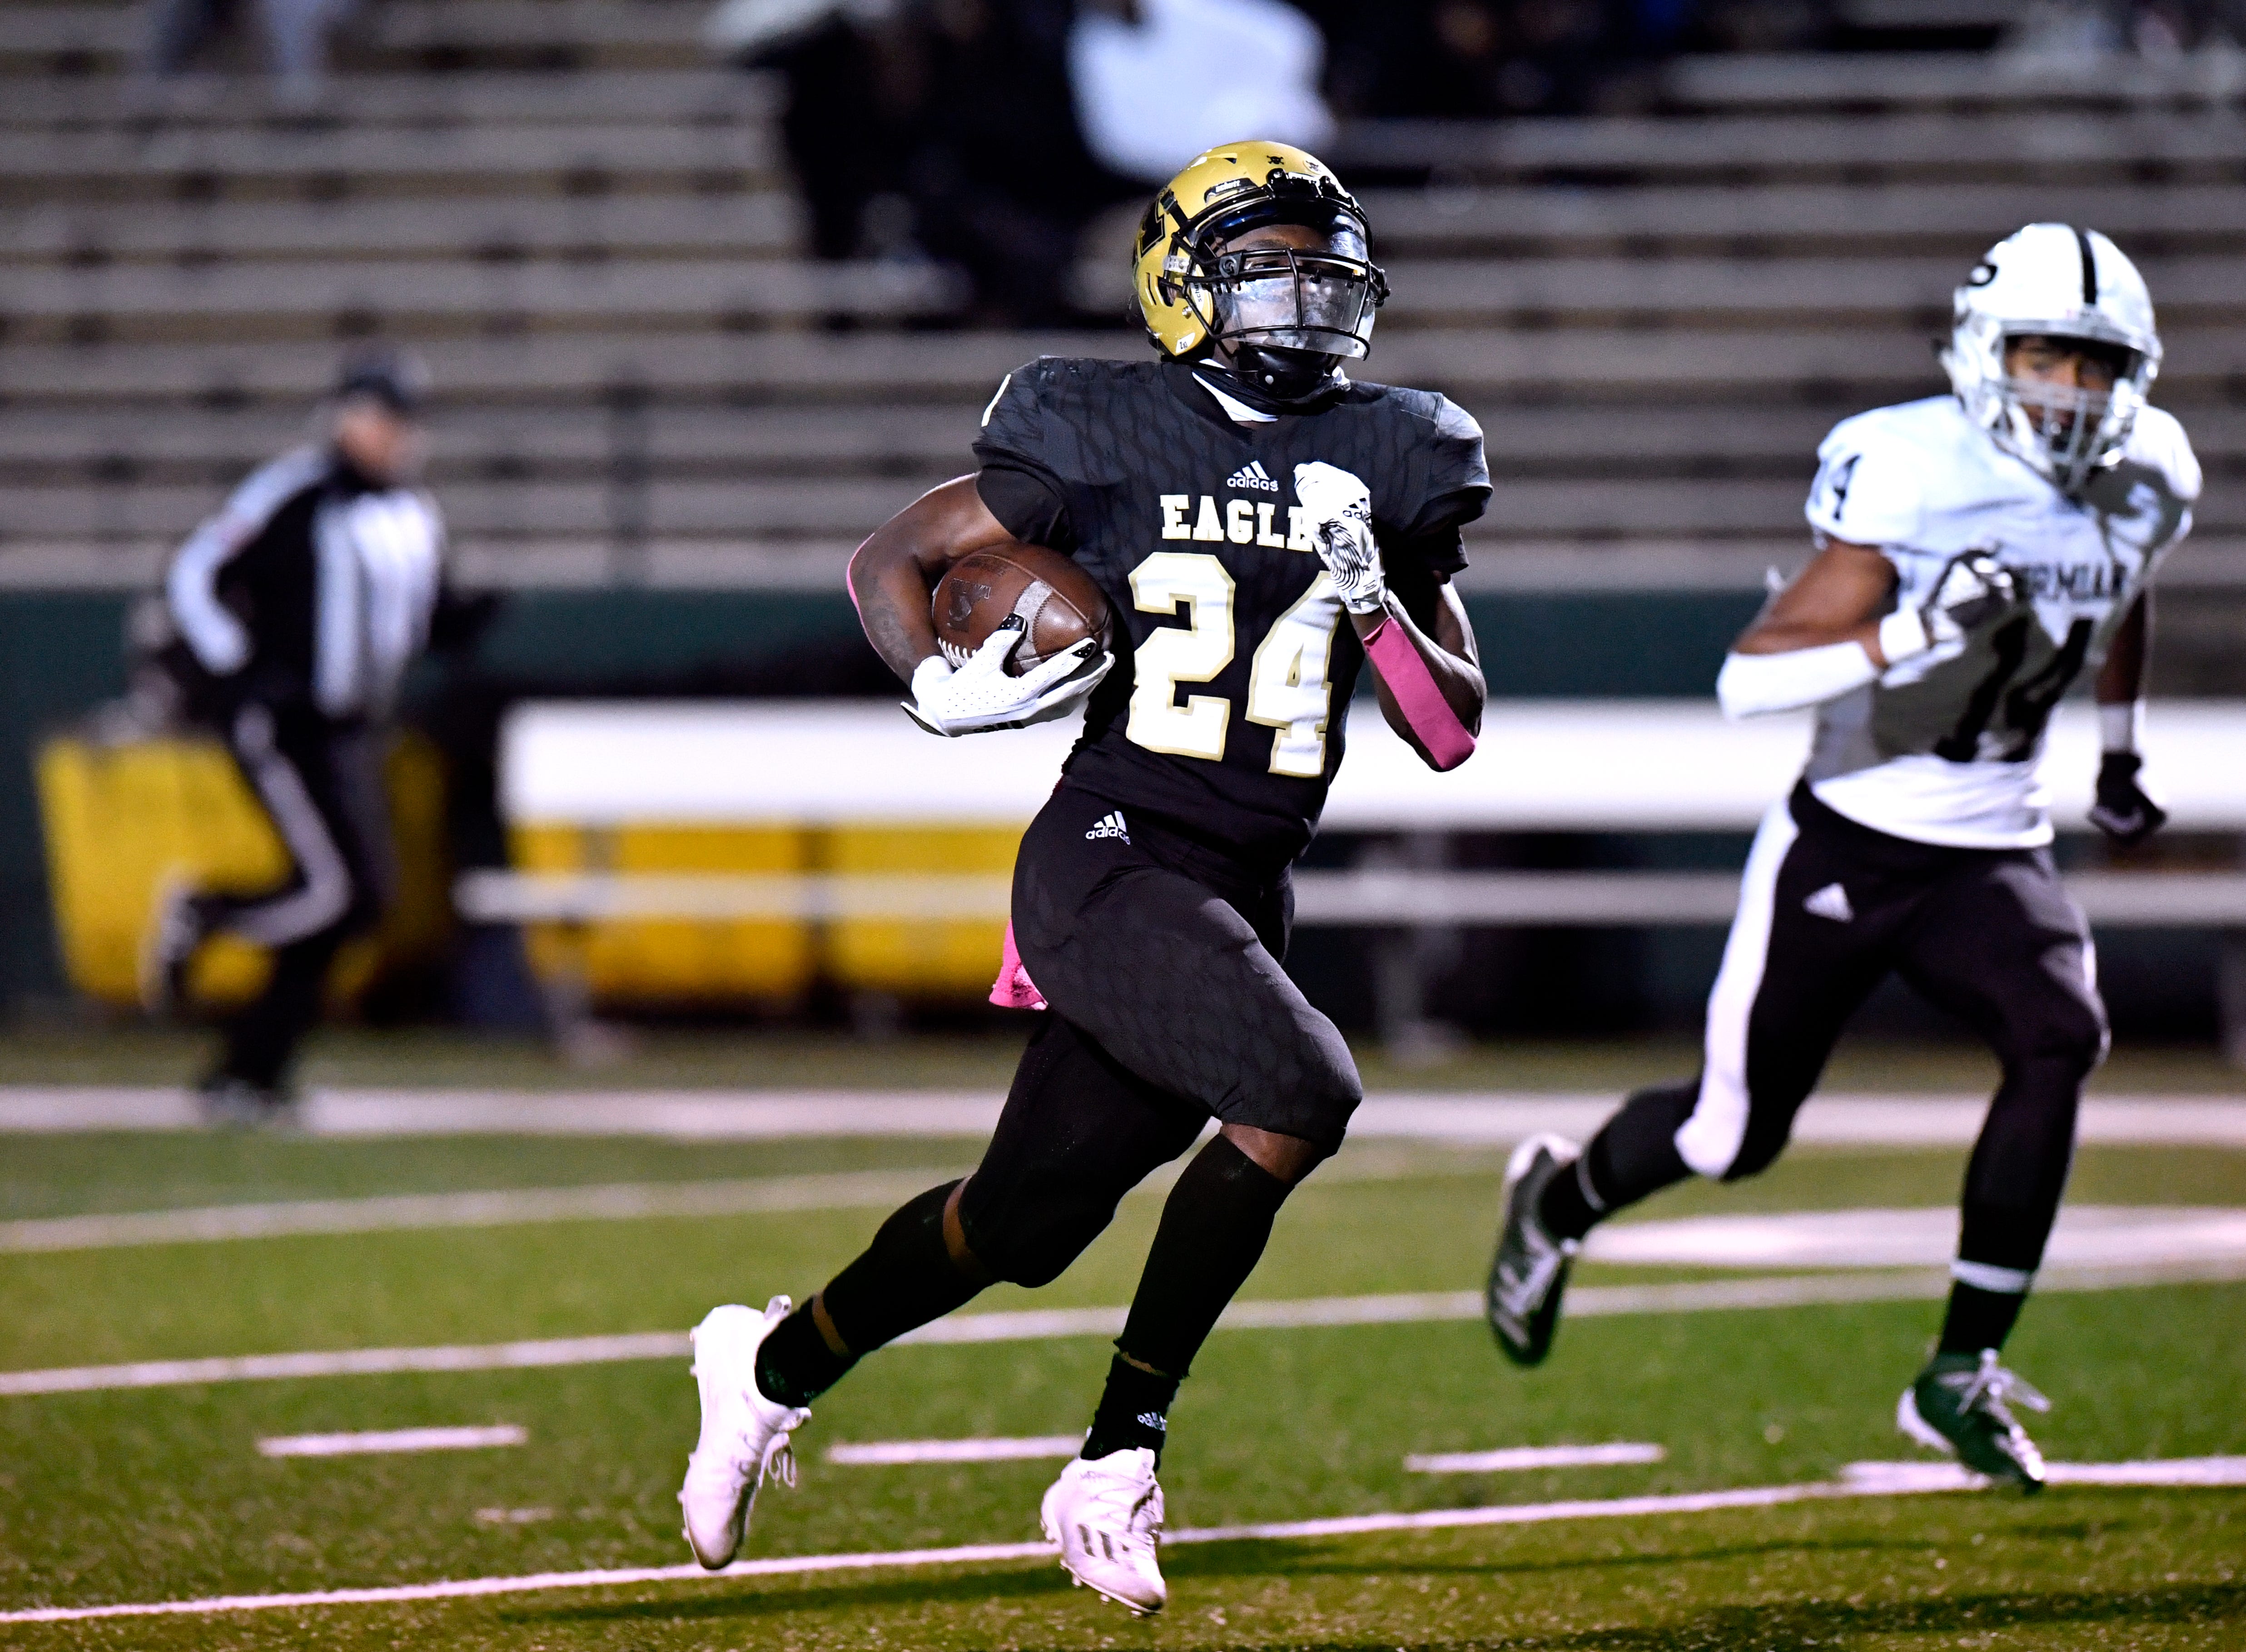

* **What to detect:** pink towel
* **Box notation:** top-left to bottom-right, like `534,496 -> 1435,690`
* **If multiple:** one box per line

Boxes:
989,920 -> 1048,1010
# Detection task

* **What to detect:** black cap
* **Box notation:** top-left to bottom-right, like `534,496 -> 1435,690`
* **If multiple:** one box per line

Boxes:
334,346 -> 430,416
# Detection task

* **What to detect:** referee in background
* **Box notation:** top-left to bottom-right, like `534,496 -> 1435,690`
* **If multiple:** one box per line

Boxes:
142,349 -> 472,1125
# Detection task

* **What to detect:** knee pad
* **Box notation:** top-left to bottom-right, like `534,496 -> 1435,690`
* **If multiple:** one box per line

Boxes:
1297,1041 -> 1364,1151
1245,1029 -> 1361,1155
2002,998 -> 2108,1081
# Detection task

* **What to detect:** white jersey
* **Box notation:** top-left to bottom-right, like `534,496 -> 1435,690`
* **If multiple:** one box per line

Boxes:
1798,395 -> 2199,848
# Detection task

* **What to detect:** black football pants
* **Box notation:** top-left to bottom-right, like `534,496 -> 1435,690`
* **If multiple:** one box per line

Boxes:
201,702 -> 393,1091
1594,783 -> 2106,1291
953,782 -> 1362,1288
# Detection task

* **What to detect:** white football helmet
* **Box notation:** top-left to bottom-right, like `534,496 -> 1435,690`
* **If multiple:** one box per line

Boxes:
1940,222 -> 2161,496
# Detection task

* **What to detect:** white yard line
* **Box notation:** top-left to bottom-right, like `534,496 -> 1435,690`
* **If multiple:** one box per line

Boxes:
0,1332 -> 692,1398
2,1087 -> 2241,1145
1406,1443 -> 1667,1473
1840,1457 -> 2246,1493
8,1260 -> 2242,1399
0,1148 -> 1516,1256
0,1170 -> 972,1254
1584,1205 -> 2246,1272
7,1457 -> 2241,1625
258,1425 -> 527,1459
826,1436 -> 1083,1465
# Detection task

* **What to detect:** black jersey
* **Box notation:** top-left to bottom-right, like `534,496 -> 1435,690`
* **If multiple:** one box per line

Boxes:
973,356 -> 1490,866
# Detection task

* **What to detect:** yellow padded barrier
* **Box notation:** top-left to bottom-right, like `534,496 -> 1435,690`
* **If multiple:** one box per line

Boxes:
39,736 -> 285,1007
510,823 -> 815,1004
820,826 -> 1020,998
38,733 -> 451,1012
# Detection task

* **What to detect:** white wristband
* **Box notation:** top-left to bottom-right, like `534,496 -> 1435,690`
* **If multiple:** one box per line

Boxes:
1715,642 -> 1880,719
1876,606 -> 1930,666
2099,699 -> 2143,754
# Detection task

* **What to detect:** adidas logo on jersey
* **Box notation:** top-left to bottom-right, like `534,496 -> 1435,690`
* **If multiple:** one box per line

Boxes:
1085,811 -> 1131,844
1224,460 -> 1280,494
1804,883 -> 1854,923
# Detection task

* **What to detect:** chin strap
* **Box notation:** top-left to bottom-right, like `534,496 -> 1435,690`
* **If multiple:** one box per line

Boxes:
1362,617 -> 1475,771
1198,354 -> 1345,413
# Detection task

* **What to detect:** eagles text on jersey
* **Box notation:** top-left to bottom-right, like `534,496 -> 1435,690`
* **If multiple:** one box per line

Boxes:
1803,394 -> 2201,847
974,356 -> 1491,865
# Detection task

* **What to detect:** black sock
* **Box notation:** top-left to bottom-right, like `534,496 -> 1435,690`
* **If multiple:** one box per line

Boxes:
1114,1134 -> 1294,1379
1083,1353 -> 1183,1462
754,1181 -> 984,1407
1536,1151 -> 1605,1244
754,1305 -> 850,1408
1541,1081 -> 1698,1244
1083,1135 -> 1292,1462
1937,1280 -> 2027,1357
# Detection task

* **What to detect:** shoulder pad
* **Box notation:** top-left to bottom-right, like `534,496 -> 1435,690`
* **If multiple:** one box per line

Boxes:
1805,401 -> 1943,549
2124,405 -> 2201,504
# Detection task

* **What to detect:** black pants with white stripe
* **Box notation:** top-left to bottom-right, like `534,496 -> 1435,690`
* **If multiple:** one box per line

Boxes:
1585,782 -> 2106,1294
202,702 -> 393,1091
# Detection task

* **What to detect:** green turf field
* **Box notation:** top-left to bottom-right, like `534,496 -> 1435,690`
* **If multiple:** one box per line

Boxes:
3,1121 -> 2241,1650
2,1023 -> 2242,1094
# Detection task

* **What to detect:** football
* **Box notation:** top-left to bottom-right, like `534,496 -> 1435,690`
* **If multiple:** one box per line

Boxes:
930,541 -> 1112,675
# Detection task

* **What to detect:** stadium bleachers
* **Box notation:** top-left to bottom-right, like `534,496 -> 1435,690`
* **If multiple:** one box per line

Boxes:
2,0 -> 2241,594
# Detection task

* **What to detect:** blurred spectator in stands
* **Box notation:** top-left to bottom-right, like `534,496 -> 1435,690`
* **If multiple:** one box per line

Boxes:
2003,0 -> 2242,57
1694,0 -> 1828,52
140,0 -> 357,112
1070,0 -> 1332,183
904,0 -> 1133,326
706,0 -> 922,263
709,0 -> 1135,327
1324,0 -> 1713,119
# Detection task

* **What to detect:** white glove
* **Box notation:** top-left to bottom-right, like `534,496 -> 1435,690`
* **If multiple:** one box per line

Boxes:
1292,461 -> 1385,615
902,619 -> 1112,736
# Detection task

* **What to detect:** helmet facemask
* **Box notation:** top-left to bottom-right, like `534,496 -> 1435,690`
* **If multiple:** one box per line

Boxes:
1994,346 -> 2145,495
1176,208 -> 1387,402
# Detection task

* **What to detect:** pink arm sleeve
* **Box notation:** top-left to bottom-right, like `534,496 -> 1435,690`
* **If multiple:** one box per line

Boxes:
1362,616 -> 1476,771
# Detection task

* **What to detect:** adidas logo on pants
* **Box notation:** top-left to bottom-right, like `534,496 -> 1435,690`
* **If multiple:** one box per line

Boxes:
1084,811 -> 1131,844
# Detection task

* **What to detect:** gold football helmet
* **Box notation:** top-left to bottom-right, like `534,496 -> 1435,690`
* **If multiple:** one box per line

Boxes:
1131,140 -> 1387,374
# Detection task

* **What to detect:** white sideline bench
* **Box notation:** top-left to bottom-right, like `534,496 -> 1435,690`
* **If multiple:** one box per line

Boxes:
455,867 -> 2246,930
464,699 -> 2246,934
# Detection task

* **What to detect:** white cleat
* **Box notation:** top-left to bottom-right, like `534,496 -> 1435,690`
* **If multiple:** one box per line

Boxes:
678,1298 -> 810,1569
1039,1447 -> 1167,1617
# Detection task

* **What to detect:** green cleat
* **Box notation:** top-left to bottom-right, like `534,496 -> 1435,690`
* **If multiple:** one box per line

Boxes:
1898,1349 -> 2050,1493
1485,1133 -> 1580,1367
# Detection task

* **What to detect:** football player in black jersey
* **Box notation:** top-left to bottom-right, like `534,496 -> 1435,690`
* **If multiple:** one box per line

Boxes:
676,141 -> 1492,1614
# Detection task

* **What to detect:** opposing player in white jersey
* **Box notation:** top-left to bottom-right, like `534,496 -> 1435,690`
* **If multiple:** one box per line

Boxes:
1486,223 -> 2200,1490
